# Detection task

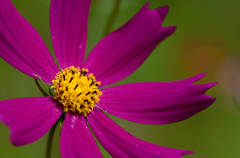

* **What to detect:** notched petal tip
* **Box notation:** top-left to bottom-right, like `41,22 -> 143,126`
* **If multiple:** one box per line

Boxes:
143,2 -> 151,9
162,25 -> 177,37
144,2 -> 169,21
97,73 -> 217,124
188,73 -> 207,83
84,2 -> 175,87
194,81 -> 217,95
88,109 -> 195,158
202,82 -> 218,91
208,97 -> 217,105
180,150 -> 195,156
186,73 -> 218,94
157,6 -> 169,20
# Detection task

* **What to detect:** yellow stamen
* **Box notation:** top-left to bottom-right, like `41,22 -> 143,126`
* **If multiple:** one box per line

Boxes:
51,66 -> 102,116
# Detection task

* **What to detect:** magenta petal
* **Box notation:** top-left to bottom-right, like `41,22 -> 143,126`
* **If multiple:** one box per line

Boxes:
0,0 -> 59,84
60,112 -> 103,158
84,4 -> 176,87
0,97 -> 63,146
50,0 -> 90,69
97,73 -> 217,124
88,108 -> 194,158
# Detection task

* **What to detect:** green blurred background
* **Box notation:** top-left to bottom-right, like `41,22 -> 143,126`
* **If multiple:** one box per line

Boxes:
0,0 -> 240,157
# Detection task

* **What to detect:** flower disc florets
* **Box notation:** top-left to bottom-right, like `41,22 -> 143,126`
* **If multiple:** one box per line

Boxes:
51,66 -> 102,116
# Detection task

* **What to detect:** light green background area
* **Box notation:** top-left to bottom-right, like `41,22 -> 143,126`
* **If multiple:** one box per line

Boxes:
0,0 -> 240,157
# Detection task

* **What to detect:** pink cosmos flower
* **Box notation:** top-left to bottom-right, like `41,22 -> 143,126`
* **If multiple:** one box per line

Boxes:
0,0 -> 216,157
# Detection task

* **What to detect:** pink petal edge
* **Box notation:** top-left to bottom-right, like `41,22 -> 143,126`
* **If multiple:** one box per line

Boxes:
60,112 -> 103,158
84,3 -> 176,87
88,108 -> 194,158
0,97 -> 63,146
0,0 -> 59,84
50,0 -> 90,69
97,73 -> 217,124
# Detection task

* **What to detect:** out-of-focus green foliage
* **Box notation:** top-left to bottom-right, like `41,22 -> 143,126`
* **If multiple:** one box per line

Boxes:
0,0 -> 240,157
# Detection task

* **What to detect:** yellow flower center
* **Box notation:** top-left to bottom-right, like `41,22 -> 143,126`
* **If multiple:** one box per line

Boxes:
51,66 -> 102,116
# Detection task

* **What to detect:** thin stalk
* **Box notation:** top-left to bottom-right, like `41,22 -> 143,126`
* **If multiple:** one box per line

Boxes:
35,74 -> 53,96
102,0 -> 122,37
45,121 -> 58,158
232,95 -> 240,114
34,79 -> 48,96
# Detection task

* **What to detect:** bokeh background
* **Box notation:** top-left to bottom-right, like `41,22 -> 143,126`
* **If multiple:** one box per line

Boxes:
0,0 -> 240,157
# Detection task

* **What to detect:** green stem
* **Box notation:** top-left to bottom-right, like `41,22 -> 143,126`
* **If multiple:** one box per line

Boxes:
35,74 -> 53,96
34,79 -> 48,96
45,121 -> 58,158
232,95 -> 240,113
102,0 -> 122,37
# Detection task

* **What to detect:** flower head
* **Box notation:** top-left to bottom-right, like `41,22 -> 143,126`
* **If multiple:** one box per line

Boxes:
51,66 -> 102,116
0,0 -> 216,157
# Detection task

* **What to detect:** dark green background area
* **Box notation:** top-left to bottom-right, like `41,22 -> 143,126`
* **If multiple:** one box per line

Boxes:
0,0 -> 240,157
